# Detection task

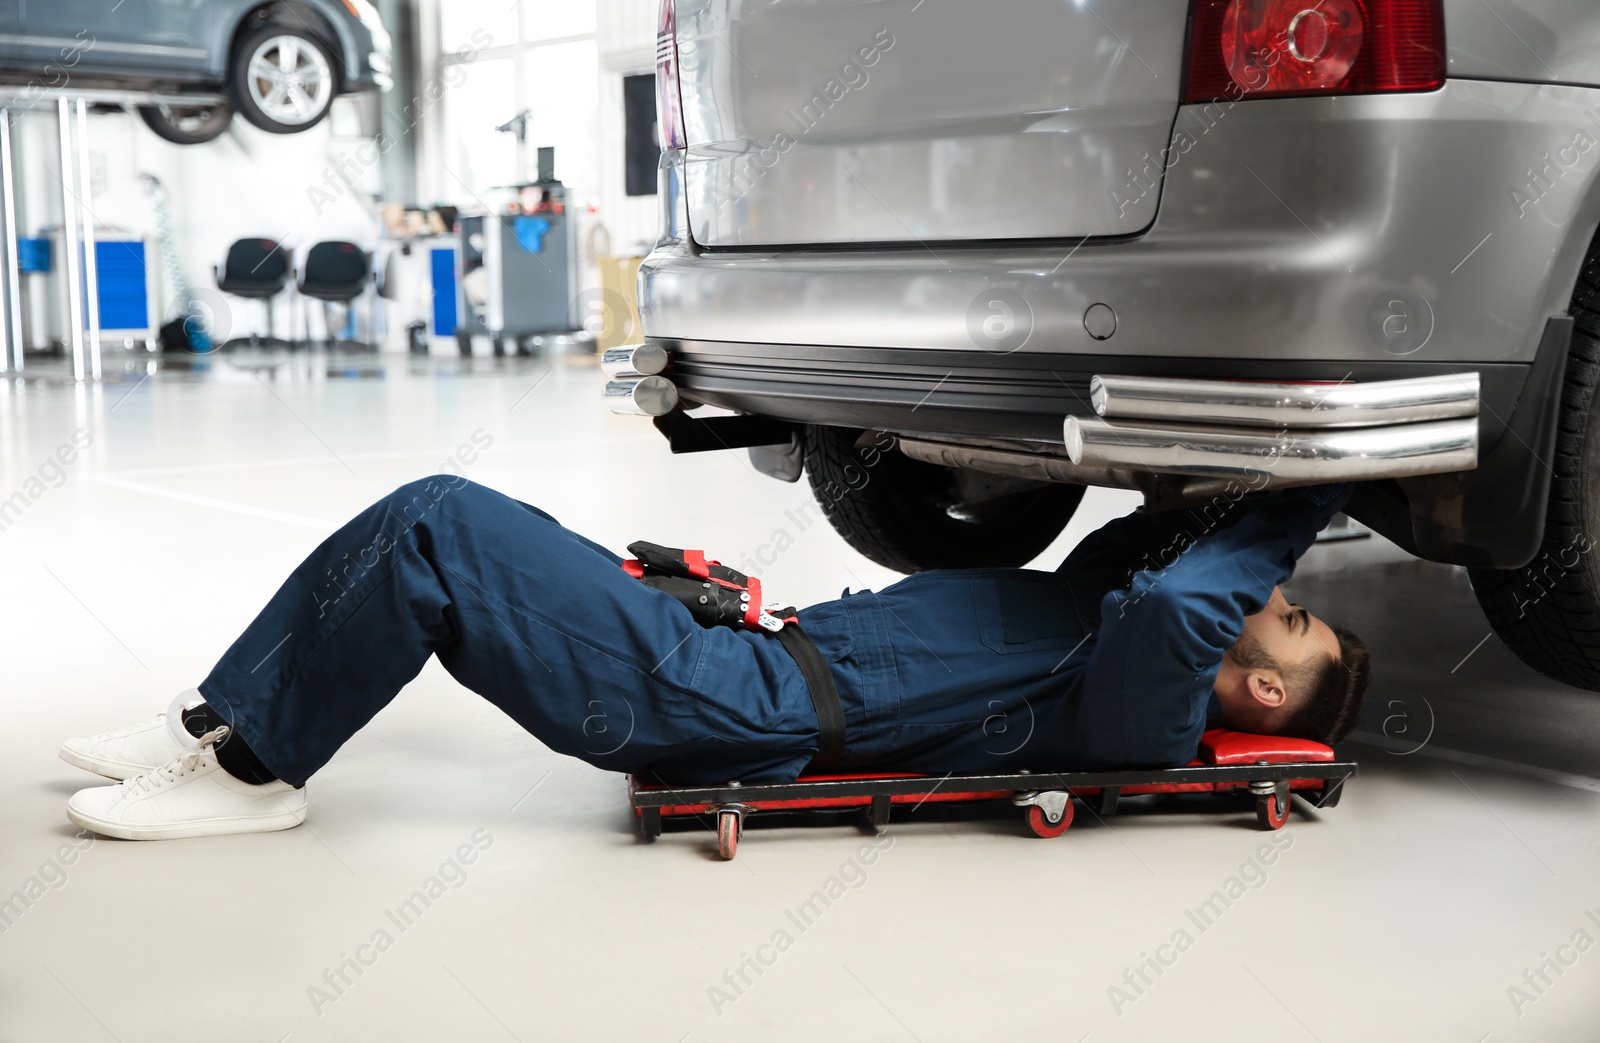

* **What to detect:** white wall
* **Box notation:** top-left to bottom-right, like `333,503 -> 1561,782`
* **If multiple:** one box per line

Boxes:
594,0 -> 661,258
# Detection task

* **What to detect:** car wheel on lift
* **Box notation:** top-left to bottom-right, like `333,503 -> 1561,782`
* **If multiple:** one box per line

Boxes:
802,425 -> 1087,573
1024,801 -> 1074,838
716,809 -> 741,860
137,102 -> 234,145
1256,792 -> 1290,830
230,25 -> 338,134
1470,231 -> 1600,690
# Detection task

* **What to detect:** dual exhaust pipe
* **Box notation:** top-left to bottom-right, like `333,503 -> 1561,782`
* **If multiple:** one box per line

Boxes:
1064,372 -> 1479,481
601,343 -> 679,416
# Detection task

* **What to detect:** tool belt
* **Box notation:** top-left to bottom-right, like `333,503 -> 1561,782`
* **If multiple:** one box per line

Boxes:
621,541 -> 845,771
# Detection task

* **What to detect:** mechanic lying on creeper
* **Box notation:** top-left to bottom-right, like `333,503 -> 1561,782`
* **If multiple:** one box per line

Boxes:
58,476 -> 1371,840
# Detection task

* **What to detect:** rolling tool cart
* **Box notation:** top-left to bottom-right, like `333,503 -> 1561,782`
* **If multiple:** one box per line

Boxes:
454,148 -> 579,356
629,729 -> 1356,860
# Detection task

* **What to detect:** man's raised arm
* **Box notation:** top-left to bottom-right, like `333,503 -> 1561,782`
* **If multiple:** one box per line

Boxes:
1073,485 -> 1353,767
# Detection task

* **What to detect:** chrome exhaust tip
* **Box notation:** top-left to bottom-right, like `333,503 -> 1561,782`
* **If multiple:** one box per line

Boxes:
603,375 -> 680,417
600,343 -> 668,379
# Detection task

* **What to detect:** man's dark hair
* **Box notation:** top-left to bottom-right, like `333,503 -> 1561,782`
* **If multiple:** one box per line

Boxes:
1280,625 -> 1370,746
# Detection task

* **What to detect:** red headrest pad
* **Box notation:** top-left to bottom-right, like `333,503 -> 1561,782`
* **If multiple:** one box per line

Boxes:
1198,728 -> 1335,764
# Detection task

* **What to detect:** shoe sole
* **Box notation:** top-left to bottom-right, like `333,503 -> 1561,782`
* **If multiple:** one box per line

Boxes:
58,744 -> 156,782
65,802 -> 308,841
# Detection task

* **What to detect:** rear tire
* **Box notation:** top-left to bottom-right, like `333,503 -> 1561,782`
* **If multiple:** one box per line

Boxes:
803,426 -> 1085,573
137,101 -> 233,145
1470,236 -> 1600,690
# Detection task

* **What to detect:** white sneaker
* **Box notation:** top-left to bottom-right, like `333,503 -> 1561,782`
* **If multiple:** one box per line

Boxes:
59,711 -> 192,781
67,728 -> 307,841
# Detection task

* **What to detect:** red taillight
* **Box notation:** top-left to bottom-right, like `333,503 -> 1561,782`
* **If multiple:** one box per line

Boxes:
1183,0 -> 1444,103
656,0 -> 687,150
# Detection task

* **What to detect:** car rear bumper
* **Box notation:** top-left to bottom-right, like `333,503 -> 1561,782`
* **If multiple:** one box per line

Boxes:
648,336 -> 1525,446
642,79 -> 1600,370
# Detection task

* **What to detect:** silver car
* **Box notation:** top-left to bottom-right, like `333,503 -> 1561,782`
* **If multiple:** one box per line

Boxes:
616,0 -> 1600,690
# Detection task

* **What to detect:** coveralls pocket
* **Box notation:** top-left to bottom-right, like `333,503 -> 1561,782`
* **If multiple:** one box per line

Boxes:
972,572 -> 1088,655
795,601 -> 855,664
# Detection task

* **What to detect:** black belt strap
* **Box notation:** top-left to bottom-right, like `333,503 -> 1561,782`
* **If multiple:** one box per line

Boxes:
774,624 -> 845,772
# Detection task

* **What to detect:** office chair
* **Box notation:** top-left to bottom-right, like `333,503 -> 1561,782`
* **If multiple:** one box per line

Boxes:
296,240 -> 372,349
214,238 -> 289,347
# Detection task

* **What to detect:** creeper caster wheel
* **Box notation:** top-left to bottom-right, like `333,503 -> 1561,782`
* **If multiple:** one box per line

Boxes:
1015,790 -> 1073,838
716,806 -> 746,859
1255,790 -> 1290,830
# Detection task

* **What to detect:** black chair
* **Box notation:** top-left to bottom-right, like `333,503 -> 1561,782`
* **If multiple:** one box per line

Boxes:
215,238 -> 289,347
296,240 -> 372,348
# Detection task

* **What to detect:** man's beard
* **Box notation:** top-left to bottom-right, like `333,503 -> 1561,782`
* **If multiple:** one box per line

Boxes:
1226,628 -> 1281,673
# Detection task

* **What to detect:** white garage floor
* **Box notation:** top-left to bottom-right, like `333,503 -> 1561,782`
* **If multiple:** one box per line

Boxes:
2,349 -> 1598,1043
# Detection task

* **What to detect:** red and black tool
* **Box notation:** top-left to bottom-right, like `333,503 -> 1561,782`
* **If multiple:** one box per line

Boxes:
621,542 -> 845,771
621,541 -> 791,633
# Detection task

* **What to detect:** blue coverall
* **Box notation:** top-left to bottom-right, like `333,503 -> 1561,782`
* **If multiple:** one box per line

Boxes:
199,476 -> 1350,787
